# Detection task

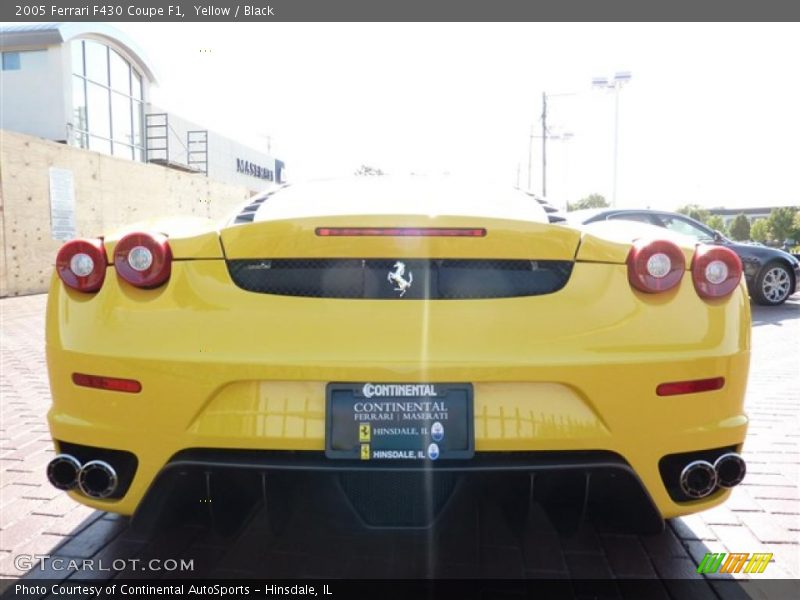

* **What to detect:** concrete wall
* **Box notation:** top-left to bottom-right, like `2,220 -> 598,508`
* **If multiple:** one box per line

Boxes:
0,130 -> 253,297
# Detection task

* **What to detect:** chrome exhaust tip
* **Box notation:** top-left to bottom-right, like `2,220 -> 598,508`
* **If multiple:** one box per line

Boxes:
680,460 -> 718,499
714,453 -> 746,488
78,460 -> 118,499
46,454 -> 82,490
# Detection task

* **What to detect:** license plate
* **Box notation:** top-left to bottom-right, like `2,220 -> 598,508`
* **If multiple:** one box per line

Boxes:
325,383 -> 474,461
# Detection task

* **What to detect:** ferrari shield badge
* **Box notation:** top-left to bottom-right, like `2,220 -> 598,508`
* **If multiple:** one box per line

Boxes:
387,261 -> 413,297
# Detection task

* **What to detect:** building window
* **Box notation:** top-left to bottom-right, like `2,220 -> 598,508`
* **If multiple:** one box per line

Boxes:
71,42 -> 84,76
72,75 -> 88,133
2,52 -> 20,70
70,40 -> 145,160
86,82 -> 111,139
2,50 -> 47,71
111,91 -> 133,145
84,40 -> 108,85
109,49 -> 130,94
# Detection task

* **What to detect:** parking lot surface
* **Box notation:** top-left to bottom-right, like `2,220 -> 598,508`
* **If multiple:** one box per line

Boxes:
1,294 -> 798,596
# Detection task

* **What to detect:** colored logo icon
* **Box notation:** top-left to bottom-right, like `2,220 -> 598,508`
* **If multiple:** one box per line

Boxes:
428,443 -> 439,460
431,421 -> 444,442
697,552 -> 773,574
360,444 -> 370,460
359,424 -> 371,442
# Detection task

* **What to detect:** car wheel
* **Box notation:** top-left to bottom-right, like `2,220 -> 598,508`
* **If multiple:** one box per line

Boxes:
754,262 -> 794,306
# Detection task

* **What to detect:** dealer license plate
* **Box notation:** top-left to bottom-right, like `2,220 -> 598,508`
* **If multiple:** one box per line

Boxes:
325,383 -> 474,461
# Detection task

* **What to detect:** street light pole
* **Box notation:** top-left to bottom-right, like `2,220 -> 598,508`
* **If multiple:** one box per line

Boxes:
592,72 -> 632,207
527,124 -> 533,191
542,92 -> 547,197
535,91 -> 575,197
611,80 -> 621,205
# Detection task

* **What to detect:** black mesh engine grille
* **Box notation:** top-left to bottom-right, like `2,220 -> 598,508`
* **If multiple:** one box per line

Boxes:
226,259 -> 573,299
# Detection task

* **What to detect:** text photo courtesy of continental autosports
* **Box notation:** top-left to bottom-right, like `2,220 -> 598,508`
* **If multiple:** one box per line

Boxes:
1,4 -> 800,598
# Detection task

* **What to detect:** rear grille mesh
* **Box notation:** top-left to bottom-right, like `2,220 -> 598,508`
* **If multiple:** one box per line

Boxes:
227,258 -> 573,299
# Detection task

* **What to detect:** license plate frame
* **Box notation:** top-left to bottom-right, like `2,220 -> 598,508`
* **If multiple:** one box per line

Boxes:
325,382 -> 474,461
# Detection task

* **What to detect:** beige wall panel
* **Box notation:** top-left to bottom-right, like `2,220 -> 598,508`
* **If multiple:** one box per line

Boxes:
0,130 -> 251,296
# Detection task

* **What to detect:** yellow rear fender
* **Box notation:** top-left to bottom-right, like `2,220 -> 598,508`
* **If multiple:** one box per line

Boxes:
100,217 -> 224,260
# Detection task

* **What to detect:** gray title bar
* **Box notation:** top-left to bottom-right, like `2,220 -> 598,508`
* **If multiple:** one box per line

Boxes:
3,0 -> 800,22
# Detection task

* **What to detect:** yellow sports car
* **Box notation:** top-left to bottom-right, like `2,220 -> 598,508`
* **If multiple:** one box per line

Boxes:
45,178 -> 750,533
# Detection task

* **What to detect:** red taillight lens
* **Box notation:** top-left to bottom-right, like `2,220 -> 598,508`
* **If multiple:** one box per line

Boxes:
55,239 -> 107,293
692,245 -> 742,299
114,232 -> 172,288
72,373 -> 142,393
627,239 -> 686,293
657,377 -> 725,396
315,227 -> 487,237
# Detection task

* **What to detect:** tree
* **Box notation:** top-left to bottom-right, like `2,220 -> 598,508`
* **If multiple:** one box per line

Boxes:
729,213 -> 751,241
750,219 -> 769,243
766,207 -> 798,243
677,204 -> 710,224
567,194 -> 609,211
354,165 -> 385,176
792,211 -> 800,244
705,215 -> 727,236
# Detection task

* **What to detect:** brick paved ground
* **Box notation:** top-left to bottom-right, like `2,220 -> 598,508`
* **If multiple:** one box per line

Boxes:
1,293 -> 798,597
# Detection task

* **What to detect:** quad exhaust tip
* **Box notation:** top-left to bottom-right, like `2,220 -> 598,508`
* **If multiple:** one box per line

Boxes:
78,460 -> 118,499
714,452 -> 747,488
46,454 -> 81,490
47,456 -> 119,498
680,460 -> 718,499
679,453 -> 746,499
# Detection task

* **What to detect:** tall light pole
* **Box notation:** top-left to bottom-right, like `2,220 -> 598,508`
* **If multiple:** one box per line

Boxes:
541,92 -> 547,197
592,71 -> 632,206
527,124 -> 534,191
528,91 -> 575,196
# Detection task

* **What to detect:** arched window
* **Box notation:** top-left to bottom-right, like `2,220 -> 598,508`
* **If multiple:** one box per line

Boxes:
71,39 -> 145,161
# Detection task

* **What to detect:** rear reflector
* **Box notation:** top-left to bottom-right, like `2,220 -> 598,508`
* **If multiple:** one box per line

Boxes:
656,377 -> 725,396
315,227 -> 487,237
72,373 -> 142,393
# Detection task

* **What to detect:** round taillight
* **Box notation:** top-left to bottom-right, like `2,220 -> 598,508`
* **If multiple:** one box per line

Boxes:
114,232 -> 172,288
55,239 -> 107,292
692,245 -> 742,299
627,239 -> 686,293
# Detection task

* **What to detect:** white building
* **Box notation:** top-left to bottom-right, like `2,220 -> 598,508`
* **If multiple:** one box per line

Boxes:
0,23 -> 284,191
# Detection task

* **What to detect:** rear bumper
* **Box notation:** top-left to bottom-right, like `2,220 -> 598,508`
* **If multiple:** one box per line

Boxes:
131,449 -> 667,532
46,261 -> 751,521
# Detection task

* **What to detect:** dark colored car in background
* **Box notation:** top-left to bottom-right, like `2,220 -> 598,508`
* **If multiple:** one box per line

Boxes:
568,209 -> 800,306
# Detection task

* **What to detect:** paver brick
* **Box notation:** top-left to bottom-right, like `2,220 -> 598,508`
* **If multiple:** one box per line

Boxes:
0,514 -> 55,550
737,512 -> 798,544
672,514 -> 718,541
599,534 -> 657,578
41,507 -> 100,537
54,518 -> 128,559
642,525 -> 691,559
753,498 -> 800,515
699,505 -> 741,526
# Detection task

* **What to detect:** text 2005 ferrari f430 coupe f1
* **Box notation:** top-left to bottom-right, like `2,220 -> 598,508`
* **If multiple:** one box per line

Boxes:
45,178 -> 750,533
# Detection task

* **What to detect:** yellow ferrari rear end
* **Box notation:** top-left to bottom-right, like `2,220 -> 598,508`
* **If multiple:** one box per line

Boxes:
44,178 -> 750,533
